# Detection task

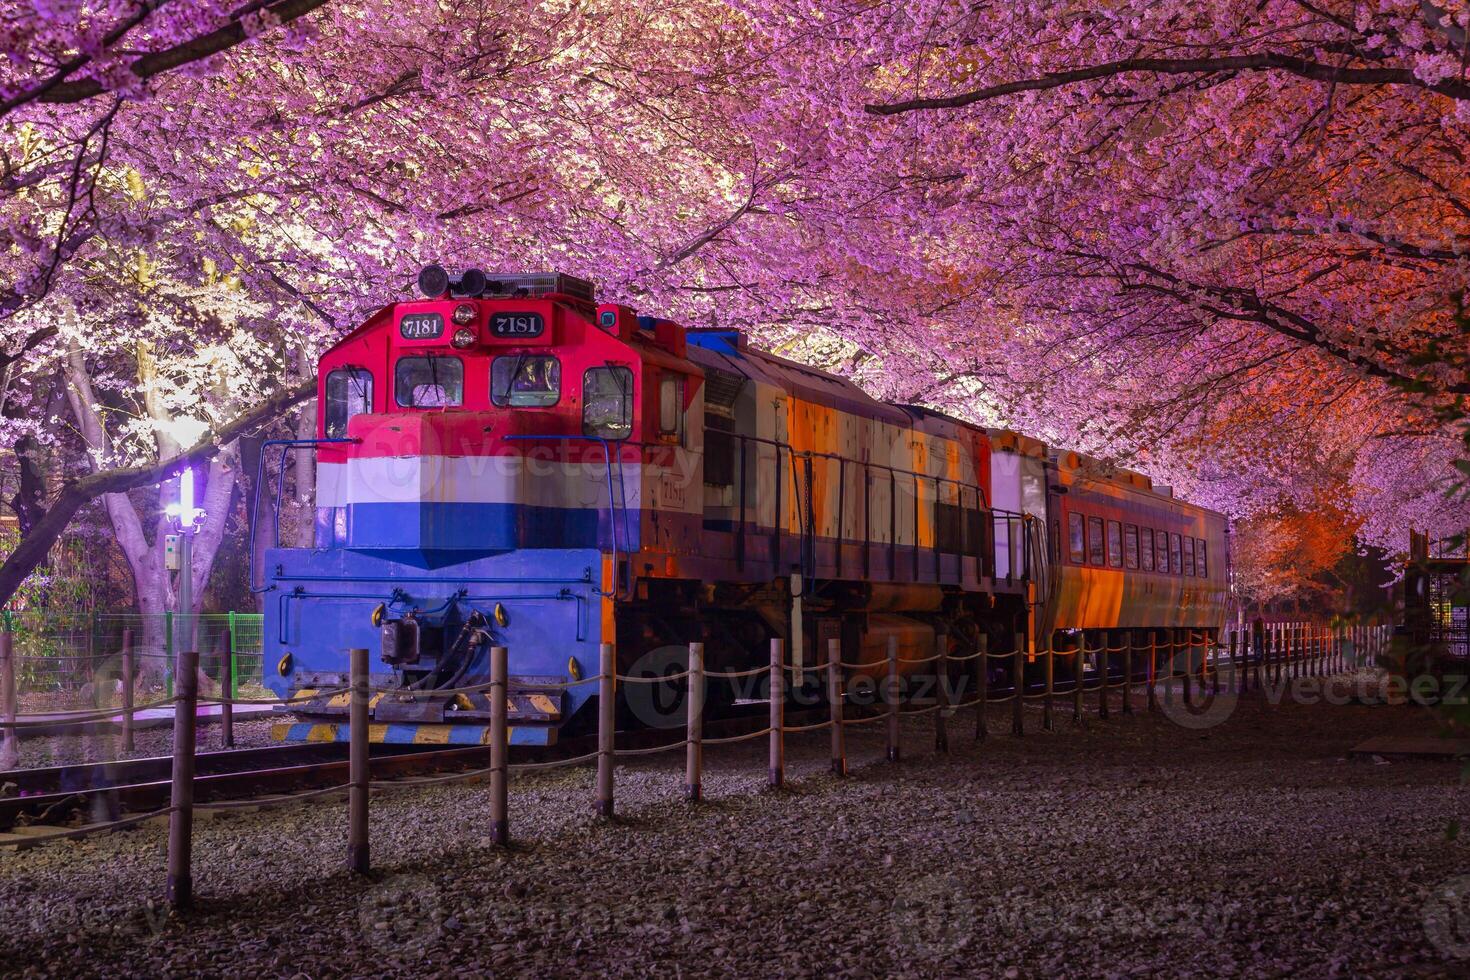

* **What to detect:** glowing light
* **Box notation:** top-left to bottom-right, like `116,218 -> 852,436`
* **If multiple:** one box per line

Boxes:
166,466 -> 204,526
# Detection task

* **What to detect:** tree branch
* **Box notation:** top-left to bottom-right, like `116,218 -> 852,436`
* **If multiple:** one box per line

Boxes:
0,378 -> 314,608
34,0 -> 333,107
865,54 -> 1470,115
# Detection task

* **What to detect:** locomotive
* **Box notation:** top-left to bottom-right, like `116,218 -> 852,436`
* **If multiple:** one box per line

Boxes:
260,267 -> 1228,745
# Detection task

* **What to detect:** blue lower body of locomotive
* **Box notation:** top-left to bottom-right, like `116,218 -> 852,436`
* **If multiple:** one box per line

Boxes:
260,545 -> 606,745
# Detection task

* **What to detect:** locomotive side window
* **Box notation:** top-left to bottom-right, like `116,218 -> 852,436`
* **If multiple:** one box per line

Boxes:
1182,536 -> 1195,576
1140,526 -> 1155,571
704,415 -> 735,487
1123,524 -> 1139,569
1155,529 -> 1170,573
394,355 -> 463,408
491,355 -> 560,407
583,366 -> 634,440
934,487 -> 964,554
658,373 -> 685,443
1106,520 -> 1123,568
1197,539 -> 1208,576
325,367 -> 373,438
1170,533 -> 1183,576
1087,516 -> 1105,566
1068,513 -> 1085,563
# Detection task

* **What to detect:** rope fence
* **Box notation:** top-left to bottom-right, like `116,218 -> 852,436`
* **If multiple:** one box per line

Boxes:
0,620 -> 1395,910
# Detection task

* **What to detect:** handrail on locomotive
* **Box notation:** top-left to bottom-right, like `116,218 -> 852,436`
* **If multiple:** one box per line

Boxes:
251,433 -> 1039,600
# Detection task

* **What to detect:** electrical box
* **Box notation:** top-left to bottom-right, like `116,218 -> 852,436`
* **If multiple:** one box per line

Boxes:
164,534 -> 180,570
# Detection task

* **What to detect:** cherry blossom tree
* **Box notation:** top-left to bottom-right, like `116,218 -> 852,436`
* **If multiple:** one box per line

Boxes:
729,0 -> 1470,549
3,0 -> 1468,619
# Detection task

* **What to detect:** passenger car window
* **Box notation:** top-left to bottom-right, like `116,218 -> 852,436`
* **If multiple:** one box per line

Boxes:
1123,524 -> 1139,570
1170,533 -> 1183,575
325,367 -> 372,437
583,366 -> 634,440
394,355 -> 463,408
1182,536 -> 1196,576
491,355 -> 560,407
1107,520 -> 1123,568
1196,539 -> 1208,577
1140,527 -> 1154,571
1068,513 -> 1085,563
1087,516 -> 1105,566
1155,529 -> 1169,573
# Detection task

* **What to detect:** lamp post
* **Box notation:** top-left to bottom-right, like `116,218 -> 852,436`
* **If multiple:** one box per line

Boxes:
166,466 -> 204,654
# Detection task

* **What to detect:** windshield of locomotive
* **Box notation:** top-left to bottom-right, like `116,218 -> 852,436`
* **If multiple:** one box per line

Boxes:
491,354 -> 560,407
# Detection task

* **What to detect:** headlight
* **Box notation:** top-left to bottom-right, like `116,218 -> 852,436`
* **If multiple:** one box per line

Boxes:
452,303 -> 477,325
451,327 -> 476,349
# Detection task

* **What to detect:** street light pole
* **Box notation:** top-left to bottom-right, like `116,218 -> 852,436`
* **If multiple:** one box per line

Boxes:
178,523 -> 193,654
169,467 -> 202,661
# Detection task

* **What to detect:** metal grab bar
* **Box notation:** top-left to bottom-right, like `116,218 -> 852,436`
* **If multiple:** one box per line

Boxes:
503,434 -> 631,599
729,430 -> 1020,583
249,437 -> 358,593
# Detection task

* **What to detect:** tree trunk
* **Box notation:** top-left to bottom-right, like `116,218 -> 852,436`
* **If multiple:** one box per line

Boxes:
290,347 -> 317,547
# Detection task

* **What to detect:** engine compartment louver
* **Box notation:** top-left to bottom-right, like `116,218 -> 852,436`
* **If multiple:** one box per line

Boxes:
703,367 -> 746,418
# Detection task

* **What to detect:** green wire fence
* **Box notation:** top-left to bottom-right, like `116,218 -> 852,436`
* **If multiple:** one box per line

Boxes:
0,610 -> 265,712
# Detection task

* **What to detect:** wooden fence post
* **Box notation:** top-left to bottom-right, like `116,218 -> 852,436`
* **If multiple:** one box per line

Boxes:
1044,643 -> 1056,730
975,633 -> 989,742
348,647 -> 370,872
166,648 -> 199,909
770,638 -> 786,786
1098,639 -> 1110,720
489,645 -> 509,843
1182,633 -> 1193,707
1267,626 -> 1277,685
121,628 -> 135,754
886,634 -> 900,762
1211,633 -> 1221,695
1012,637 -> 1026,737
1146,635 -> 1158,713
1121,635 -> 1133,715
596,642 -> 615,818
221,624 -> 235,748
934,633 -> 950,754
0,627 -> 15,770
827,638 -> 846,777
1226,629 -> 1235,693
1072,640 -> 1084,724
686,642 -> 704,802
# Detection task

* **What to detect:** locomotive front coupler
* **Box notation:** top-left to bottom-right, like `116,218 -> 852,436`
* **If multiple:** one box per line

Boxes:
371,604 -> 498,723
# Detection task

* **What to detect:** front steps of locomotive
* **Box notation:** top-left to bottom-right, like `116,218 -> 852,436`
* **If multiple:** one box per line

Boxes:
270,676 -> 575,747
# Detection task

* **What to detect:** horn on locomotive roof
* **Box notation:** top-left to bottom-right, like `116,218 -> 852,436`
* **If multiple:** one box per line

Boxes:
417,264 -> 490,299
417,265 -> 598,303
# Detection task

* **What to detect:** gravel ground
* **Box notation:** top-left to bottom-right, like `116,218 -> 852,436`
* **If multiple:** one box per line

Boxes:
0,676 -> 1467,978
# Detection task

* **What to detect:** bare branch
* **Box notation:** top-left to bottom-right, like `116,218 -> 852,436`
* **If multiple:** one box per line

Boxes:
865,54 -> 1470,115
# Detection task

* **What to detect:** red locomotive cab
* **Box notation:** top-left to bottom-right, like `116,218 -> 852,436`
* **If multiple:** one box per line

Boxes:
308,267 -> 715,575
